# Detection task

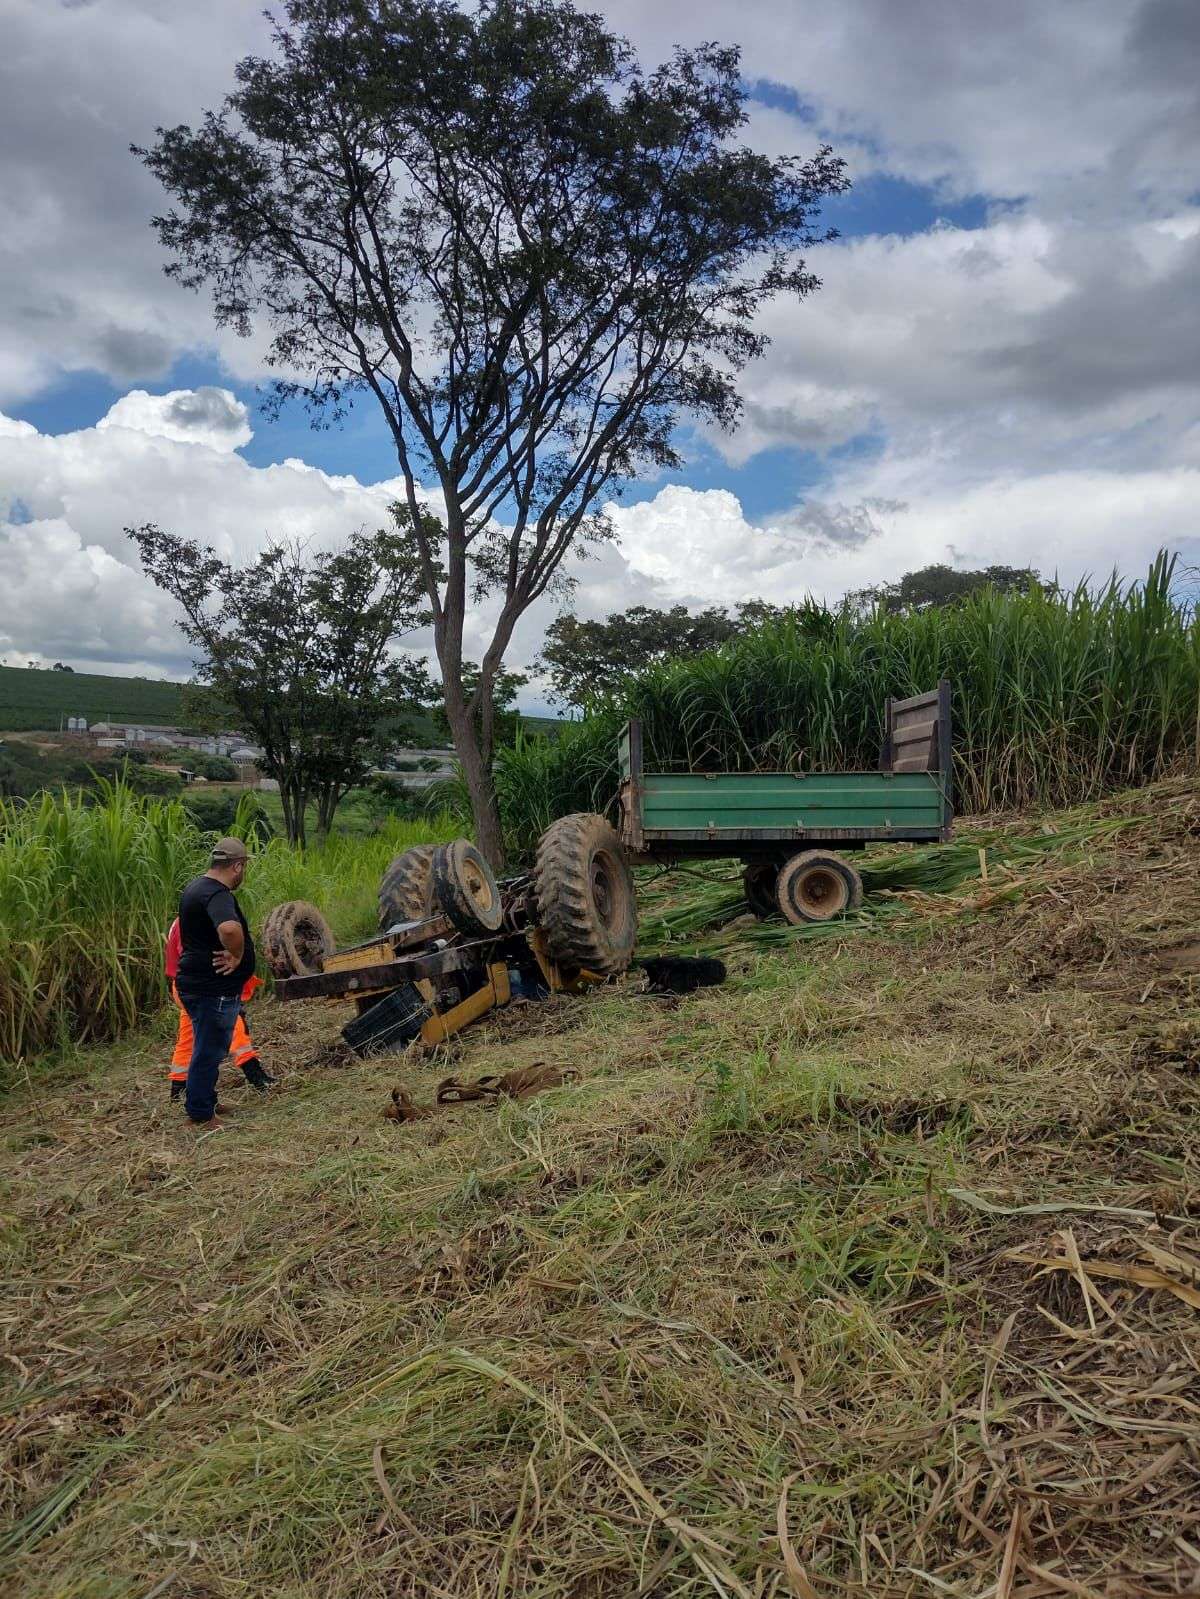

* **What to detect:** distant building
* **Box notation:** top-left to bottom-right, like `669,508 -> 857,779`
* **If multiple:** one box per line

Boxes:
374,747 -> 456,791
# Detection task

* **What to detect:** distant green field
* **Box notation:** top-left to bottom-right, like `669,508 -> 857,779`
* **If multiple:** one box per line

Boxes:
0,663 -> 561,741
0,665 -> 192,732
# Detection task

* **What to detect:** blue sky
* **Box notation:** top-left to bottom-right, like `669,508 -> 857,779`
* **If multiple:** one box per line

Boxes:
1,0 -> 1197,686
7,162 -> 984,520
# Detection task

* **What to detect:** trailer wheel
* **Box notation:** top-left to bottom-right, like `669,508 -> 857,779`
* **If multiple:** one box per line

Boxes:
534,813 -> 637,976
836,856 -> 864,911
378,844 -> 435,929
742,862 -> 779,919
262,900 -> 335,978
775,851 -> 858,925
432,838 -> 504,935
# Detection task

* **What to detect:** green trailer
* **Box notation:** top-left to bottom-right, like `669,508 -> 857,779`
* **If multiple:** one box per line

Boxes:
618,681 -> 953,924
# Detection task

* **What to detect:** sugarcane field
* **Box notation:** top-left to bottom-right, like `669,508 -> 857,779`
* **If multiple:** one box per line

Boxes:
4,2 -> 1200,1597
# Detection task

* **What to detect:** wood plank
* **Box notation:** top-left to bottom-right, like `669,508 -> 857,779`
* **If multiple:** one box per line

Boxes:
275,945 -> 474,1002
891,716 -> 938,744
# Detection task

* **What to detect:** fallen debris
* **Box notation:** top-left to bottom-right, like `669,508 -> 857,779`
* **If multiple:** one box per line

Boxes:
635,955 -> 728,994
384,1064 -> 582,1122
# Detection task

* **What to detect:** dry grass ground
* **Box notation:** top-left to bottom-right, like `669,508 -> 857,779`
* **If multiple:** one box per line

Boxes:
2,778 -> 1200,1598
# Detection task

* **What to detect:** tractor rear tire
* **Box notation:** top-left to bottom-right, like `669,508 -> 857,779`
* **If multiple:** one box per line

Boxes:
262,900 -> 335,978
378,844 -> 436,929
743,861 -> 779,919
775,851 -> 860,926
534,813 -> 637,976
432,838 -> 504,936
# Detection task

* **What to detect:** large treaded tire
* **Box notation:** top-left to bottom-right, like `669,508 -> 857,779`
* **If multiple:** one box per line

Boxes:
534,813 -> 637,977
432,838 -> 504,936
262,900 -> 335,978
378,844 -> 436,929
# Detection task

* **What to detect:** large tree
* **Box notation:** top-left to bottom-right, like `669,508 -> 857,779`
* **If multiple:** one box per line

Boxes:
137,0 -> 847,863
127,523 -> 434,846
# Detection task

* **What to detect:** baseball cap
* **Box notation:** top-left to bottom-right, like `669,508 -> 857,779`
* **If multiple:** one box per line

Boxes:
211,836 -> 249,864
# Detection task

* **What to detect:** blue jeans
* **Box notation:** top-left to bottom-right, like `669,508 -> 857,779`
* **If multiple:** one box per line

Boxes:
177,989 -> 240,1122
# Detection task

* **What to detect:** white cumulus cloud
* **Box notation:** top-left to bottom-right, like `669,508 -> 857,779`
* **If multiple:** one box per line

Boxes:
97,387 -> 253,452
0,392 -> 416,676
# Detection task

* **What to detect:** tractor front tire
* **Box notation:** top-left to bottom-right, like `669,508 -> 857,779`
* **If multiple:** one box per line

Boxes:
262,900 -> 335,978
432,838 -> 504,936
378,844 -> 436,929
534,813 -> 637,976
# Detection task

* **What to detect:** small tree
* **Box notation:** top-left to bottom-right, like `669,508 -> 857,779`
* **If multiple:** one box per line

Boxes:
540,599 -> 832,706
136,0 -> 848,863
127,523 -> 434,846
847,564 -> 1046,615
542,604 -> 741,706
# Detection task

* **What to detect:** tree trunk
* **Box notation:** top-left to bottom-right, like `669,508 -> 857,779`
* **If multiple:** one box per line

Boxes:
315,783 -> 341,838
443,697 -> 505,868
280,773 -> 307,850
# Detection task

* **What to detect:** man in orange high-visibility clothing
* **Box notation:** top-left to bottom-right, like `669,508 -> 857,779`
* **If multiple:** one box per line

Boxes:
165,917 -> 275,1101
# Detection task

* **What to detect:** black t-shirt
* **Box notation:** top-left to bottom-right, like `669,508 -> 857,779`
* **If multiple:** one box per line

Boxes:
176,874 -> 256,996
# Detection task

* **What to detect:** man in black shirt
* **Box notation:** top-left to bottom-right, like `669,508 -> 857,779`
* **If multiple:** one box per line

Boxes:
176,836 -> 257,1129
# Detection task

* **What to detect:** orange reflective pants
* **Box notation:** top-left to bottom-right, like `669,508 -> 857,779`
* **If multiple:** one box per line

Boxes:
170,983 -> 259,1082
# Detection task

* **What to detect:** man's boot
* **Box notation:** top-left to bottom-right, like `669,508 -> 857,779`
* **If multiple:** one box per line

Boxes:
241,1058 -> 277,1093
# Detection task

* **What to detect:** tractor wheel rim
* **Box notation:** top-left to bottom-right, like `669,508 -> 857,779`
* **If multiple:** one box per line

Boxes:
797,867 -> 846,915
463,859 -> 494,911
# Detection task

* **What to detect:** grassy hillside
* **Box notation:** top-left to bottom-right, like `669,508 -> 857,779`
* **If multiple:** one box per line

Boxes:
0,663 -> 560,743
0,665 -> 194,732
2,778 -> 1198,1594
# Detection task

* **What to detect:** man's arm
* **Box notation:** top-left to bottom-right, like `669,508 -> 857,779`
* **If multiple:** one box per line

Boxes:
206,888 -> 244,975
213,919 -> 245,975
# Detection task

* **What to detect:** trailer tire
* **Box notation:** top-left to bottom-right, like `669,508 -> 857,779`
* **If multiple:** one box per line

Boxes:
378,844 -> 436,929
836,856 -> 864,911
775,851 -> 858,925
742,861 -> 779,919
262,900 -> 335,978
432,838 -> 504,935
534,813 -> 637,976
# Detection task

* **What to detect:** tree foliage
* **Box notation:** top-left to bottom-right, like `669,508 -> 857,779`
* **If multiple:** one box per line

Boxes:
431,661 -> 529,749
540,600 -> 834,706
847,564 -> 1045,615
137,0 -> 848,862
126,523 -> 435,846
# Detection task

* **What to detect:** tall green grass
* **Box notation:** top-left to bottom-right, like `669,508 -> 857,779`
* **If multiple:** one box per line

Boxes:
0,785 -> 455,1070
496,553 -> 1200,856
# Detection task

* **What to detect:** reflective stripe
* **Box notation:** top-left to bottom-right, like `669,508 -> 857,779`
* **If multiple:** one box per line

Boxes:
168,988 -> 260,1078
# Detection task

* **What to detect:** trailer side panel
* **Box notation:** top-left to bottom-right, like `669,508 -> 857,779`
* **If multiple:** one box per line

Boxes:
639,769 -> 944,839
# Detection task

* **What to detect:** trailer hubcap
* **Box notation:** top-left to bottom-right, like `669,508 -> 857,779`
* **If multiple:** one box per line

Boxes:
796,866 -> 848,917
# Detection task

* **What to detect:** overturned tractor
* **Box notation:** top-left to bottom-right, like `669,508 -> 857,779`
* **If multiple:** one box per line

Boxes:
263,814 -> 636,1056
